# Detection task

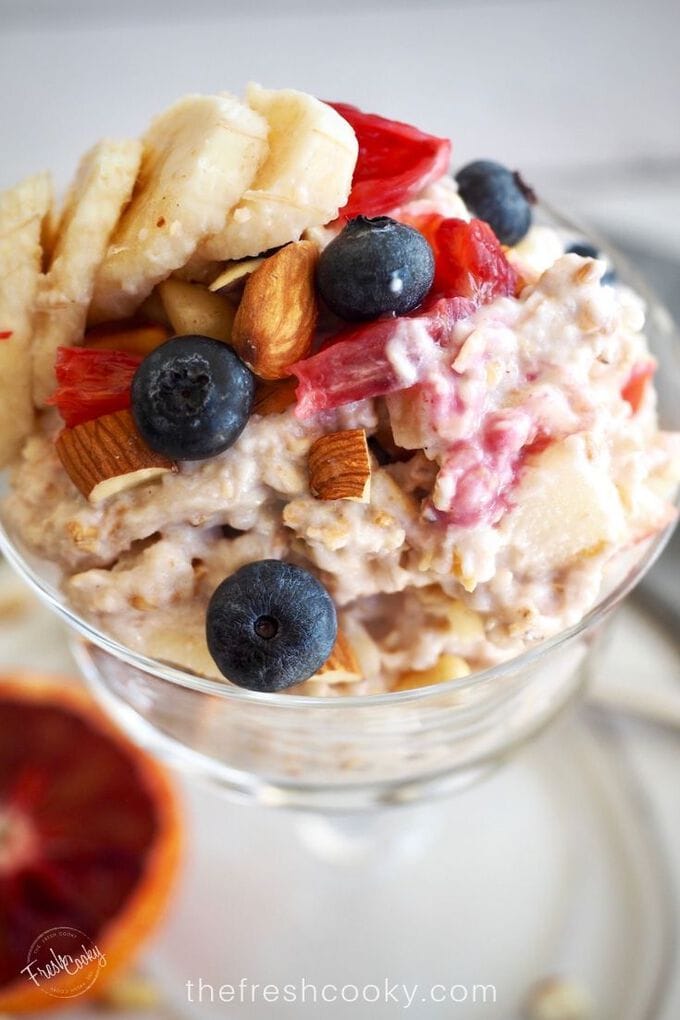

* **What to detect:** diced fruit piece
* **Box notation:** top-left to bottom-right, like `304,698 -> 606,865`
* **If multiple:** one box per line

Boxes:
84,319 -> 171,355
316,216 -> 434,320
328,102 -> 452,218
55,408 -> 175,503
309,428 -> 371,502
395,654 -> 471,691
432,217 -> 518,300
206,560 -> 337,691
47,347 -> 143,428
0,676 -> 180,1012
455,160 -> 534,246
138,287 -> 171,326
158,278 -> 235,342
131,335 -> 255,461
252,377 -> 298,416
231,241 -> 318,379
293,318 -> 404,417
291,296 -> 474,418
566,241 -> 616,285
506,434 -> 627,572
621,361 -> 655,414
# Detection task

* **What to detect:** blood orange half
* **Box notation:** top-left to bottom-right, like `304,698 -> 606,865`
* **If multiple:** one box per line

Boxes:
0,675 -> 181,1012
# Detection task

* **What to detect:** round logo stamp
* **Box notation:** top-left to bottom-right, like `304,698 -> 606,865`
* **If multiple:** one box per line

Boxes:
21,927 -> 107,999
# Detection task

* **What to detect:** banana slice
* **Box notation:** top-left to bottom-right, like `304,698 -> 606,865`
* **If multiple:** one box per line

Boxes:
89,93 -> 269,323
32,139 -> 143,405
0,172 -> 52,467
196,84 -> 358,263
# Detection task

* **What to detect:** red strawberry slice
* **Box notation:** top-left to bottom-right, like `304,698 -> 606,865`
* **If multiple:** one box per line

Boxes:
393,213 -> 518,301
432,218 -> 518,300
47,347 -> 143,428
292,297 -> 474,418
328,102 -> 452,218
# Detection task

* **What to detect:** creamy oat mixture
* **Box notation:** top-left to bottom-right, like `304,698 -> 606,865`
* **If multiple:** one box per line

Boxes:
2,90 -> 678,695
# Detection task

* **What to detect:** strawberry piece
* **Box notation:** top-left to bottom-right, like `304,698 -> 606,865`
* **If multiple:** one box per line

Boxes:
432,218 -> 518,300
292,297 -> 474,418
393,213 -> 518,301
328,102 -> 452,218
47,347 -> 143,428
621,361 -> 655,414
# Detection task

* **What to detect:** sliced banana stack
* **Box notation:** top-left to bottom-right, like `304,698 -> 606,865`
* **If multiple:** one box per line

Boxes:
0,172 -> 53,467
196,84 -> 358,264
32,139 -> 143,404
89,93 -> 270,323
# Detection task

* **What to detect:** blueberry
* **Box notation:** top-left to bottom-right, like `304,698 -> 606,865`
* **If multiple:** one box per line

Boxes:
206,560 -> 337,691
131,335 -> 255,460
316,216 -> 434,321
566,242 -> 616,285
455,160 -> 535,246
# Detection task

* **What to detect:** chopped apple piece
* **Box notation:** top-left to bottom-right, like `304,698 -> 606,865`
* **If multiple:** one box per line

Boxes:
158,278 -> 235,341
506,434 -> 627,572
395,654 -> 471,691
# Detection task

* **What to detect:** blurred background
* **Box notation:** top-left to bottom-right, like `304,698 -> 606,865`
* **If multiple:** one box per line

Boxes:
0,1 -> 678,1017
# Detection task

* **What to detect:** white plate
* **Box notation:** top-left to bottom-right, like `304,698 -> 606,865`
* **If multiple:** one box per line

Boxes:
148,712 -> 673,1019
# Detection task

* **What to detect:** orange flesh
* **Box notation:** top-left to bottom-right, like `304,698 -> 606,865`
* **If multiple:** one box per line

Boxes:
0,676 -> 181,1012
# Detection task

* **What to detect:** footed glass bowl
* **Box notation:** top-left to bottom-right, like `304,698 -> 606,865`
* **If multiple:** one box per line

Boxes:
1,215 -> 679,811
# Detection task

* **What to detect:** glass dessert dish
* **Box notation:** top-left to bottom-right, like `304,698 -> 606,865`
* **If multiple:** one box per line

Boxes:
1,216 -> 678,812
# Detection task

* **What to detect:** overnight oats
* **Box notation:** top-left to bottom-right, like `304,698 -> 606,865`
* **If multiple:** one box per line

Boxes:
1,85 -> 678,698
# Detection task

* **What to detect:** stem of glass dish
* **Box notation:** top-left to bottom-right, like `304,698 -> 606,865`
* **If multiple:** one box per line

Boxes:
293,802 -> 448,866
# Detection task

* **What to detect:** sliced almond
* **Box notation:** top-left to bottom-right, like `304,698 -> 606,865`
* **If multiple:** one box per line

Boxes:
394,654 -> 471,692
209,257 -> 265,294
309,428 -> 371,502
231,240 -> 318,379
312,630 -> 363,683
56,409 -> 175,503
252,377 -> 298,416
158,277 -> 235,342
84,319 -> 171,355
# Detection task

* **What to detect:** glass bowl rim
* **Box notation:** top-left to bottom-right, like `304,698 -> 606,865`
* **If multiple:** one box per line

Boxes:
1,212 -> 678,710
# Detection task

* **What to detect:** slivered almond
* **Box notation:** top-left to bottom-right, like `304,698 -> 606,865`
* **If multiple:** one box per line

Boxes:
84,319 -> 171,356
209,257 -> 265,294
56,409 -> 175,503
313,630 -> 363,683
231,241 -> 318,379
252,377 -> 298,416
309,428 -> 371,502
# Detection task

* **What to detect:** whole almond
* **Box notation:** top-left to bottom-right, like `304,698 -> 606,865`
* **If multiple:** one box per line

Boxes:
56,409 -> 175,503
231,241 -> 318,379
